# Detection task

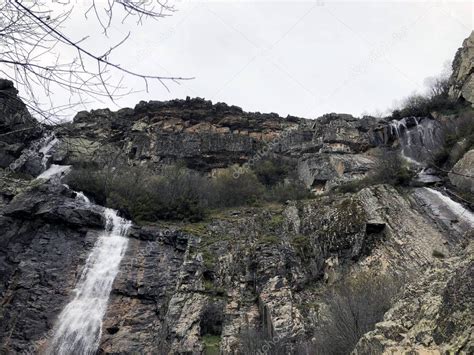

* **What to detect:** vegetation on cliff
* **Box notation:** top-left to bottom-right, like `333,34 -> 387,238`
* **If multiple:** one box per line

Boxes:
66,160 -> 311,222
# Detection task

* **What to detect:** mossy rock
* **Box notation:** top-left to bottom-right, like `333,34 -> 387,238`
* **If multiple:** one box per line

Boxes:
257,234 -> 280,245
202,334 -> 221,355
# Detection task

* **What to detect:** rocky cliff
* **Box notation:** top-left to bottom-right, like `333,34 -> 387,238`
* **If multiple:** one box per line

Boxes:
0,35 -> 473,355
449,31 -> 474,106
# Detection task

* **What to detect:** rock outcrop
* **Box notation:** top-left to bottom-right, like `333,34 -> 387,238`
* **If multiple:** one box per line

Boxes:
0,79 -> 43,172
449,149 -> 474,193
353,246 -> 473,354
449,31 -> 474,105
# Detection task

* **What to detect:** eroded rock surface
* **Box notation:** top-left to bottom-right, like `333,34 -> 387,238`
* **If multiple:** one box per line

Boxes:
449,31 -> 474,105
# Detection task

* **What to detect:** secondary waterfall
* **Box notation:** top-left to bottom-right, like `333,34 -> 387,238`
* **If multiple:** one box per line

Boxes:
48,208 -> 131,355
388,117 -> 444,164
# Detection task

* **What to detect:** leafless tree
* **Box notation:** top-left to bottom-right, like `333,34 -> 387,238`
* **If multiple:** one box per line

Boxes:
0,0 -> 192,124
424,75 -> 450,99
312,272 -> 403,355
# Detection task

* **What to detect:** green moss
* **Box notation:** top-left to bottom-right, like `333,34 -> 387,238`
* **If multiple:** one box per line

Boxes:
202,334 -> 221,355
201,248 -> 217,270
203,279 -> 214,291
268,214 -> 284,229
291,234 -> 312,258
203,279 -> 226,297
257,234 -> 280,245
181,222 -> 209,237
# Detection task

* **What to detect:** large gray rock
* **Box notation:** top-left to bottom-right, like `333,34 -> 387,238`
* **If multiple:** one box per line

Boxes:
449,149 -> 474,193
3,184 -> 105,228
449,31 -> 474,105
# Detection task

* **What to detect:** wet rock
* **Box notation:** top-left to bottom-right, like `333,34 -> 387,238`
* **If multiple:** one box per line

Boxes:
3,184 -> 105,228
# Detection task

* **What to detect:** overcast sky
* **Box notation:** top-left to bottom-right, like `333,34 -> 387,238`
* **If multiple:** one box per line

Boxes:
57,1 -> 474,119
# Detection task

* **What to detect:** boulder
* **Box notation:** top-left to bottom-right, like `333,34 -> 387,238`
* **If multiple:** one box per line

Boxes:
449,149 -> 474,193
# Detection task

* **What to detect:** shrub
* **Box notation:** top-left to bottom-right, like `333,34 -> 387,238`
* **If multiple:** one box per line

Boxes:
265,180 -> 313,202
252,158 -> 295,186
371,150 -> 414,186
65,166 -> 109,205
239,327 -> 287,355
314,272 -> 403,354
67,161 -> 313,223
430,111 -> 474,170
66,164 -> 209,222
210,169 -> 265,207
390,73 -> 458,119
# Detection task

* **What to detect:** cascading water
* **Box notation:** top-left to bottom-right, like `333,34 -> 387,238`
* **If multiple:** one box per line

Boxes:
27,135 -> 132,354
48,209 -> 130,355
388,119 -> 473,225
422,187 -> 474,228
8,132 -> 57,173
388,117 -> 445,184
39,135 -> 59,169
388,117 -> 444,164
415,187 -> 474,238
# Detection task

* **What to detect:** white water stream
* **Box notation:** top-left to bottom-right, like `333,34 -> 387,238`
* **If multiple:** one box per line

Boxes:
48,208 -> 131,355
423,187 -> 474,228
39,136 -> 59,169
29,136 -> 132,354
37,164 -> 71,181
388,119 -> 474,231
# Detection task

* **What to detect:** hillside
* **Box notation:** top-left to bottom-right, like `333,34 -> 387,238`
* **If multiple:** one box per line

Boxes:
0,32 -> 473,355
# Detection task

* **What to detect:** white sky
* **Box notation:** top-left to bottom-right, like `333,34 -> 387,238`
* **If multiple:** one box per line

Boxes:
49,1 -> 474,119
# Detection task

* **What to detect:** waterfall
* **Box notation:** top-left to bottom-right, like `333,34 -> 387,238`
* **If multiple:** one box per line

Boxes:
48,208 -> 131,355
415,187 -> 474,240
75,191 -> 91,204
31,136 -> 132,354
388,117 -> 444,165
39,135 -> 59,169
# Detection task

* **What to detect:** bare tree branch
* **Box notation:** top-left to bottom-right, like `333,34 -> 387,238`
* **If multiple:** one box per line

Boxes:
0,0 -> 193,123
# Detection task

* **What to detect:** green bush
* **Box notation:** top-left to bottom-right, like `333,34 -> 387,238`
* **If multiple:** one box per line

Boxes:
210,169 -> 265,207
67,165 -> 209,222
431,111 -> 474,170
266,180 -> 313,202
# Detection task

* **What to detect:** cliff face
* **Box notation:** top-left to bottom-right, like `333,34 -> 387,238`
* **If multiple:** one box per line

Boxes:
449,31 -> 474,105
0,79 -> 43,175
1,177 -> 471,354
53,100 -> 406,193
0,35 -> 473,355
